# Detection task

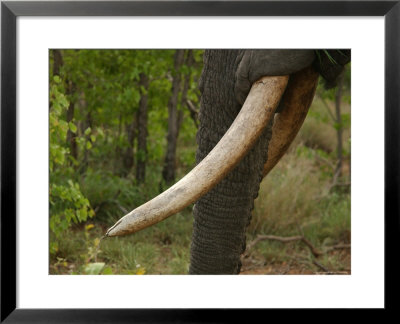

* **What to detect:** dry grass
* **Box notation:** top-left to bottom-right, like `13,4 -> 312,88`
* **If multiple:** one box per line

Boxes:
244,93 -> 351,274
250,143 -> 329,235
298,117 -> 337,153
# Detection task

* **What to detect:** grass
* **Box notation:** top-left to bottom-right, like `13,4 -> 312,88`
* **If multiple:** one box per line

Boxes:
243,144 -> 351,274
242,94 -> 351,274
50,207 -> 193,275
50,89 -> 351,275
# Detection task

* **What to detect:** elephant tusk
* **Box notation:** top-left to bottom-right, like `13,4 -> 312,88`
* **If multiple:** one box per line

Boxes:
105,75 -> 289,237
263,66 -> 319,177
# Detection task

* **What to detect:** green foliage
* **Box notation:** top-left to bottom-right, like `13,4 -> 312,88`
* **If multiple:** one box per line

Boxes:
49,75 -> 94,251
49,49 -> 202,232
49,78 -> 69,170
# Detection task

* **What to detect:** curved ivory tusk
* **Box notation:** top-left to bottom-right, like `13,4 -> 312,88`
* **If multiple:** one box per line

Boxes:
106,76 -> 289,237
263,67 -> 319,177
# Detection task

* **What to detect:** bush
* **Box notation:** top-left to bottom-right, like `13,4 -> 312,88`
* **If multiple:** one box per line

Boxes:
49,76 -> 94,254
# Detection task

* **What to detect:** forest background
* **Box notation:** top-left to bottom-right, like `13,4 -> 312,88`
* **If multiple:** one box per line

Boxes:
49,49 -> 351,275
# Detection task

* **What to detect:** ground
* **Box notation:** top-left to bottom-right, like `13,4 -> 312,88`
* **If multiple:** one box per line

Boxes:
240,246 -> 351,275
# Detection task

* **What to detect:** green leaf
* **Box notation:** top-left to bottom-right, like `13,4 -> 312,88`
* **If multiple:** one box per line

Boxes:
50,241 -> 59,255
86,141 -> 92,150
68,122 -> 77,133
78,207 -> 88,221
84,262 -> 105,275
84,127 -> 92,136
88,209 -> 95,218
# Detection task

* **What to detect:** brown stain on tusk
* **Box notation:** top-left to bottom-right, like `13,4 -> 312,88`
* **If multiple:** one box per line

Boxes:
263,66 -> 319,177
106,76 -> 289,237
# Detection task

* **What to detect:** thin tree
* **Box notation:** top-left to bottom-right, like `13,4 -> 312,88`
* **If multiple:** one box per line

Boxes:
162,49 -> 185,183
122,112 -> 136,175
52,49 -> 63,77
317,68 -> 348,181
334,72 -> 344,178
136,73 -> 150,183
114,112 -> 123,174
80,94 -> 91,174
177,50 -> 195,133
65,80 -> 78,162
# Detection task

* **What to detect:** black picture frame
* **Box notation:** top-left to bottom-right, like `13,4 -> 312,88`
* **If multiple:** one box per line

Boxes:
1,0 -> 398,322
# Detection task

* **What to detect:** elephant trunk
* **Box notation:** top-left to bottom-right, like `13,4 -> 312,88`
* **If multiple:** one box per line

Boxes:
189,50 -> 277,273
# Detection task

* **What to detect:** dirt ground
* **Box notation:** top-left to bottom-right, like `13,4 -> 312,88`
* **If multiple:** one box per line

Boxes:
240,248 -> 351,275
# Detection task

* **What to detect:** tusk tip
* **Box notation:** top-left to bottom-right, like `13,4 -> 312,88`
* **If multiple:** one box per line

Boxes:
105,210 -> 144,237
105,217 -> 127,237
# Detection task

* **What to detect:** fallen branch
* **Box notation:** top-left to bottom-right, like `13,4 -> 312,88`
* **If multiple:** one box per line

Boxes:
301,237 -> 322,257
324,243 -> 351,253
245,234 -> 322,258
313,260 -> 329,272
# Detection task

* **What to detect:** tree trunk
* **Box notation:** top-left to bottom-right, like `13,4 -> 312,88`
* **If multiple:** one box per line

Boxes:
177,50 -> 194,136
52,49 -> 63,76
122,121 -> 136,174
334,72 -> 344,177
114,112 -> 123,174
162,49 -> 185,184
80,95 -> 91,174
66,81 -> 78,162
136,73 -> 150,183
189,50 -> 273,274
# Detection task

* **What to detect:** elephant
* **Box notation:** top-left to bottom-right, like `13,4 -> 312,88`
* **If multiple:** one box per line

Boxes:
105,49 -> 351,274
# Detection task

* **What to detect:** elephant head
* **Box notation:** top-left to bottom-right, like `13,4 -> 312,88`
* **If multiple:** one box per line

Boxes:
105,49 -> 350,274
